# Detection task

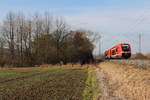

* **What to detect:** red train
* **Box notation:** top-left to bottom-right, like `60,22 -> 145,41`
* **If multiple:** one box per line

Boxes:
105,43 -> 131,59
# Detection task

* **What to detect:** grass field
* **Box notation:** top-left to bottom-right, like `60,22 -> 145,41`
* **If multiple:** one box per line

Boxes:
0,66 -> 99,100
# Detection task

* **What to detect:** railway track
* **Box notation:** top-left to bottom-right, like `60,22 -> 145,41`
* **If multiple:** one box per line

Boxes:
107,59 -> 150,68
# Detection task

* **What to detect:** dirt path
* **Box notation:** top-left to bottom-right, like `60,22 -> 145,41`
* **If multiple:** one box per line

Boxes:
96,62 -> 150,100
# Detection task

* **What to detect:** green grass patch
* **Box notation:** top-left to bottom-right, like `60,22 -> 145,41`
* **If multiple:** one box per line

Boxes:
0,67 -> 88,100
0,66 -> 100,100
83,67 -> 100,100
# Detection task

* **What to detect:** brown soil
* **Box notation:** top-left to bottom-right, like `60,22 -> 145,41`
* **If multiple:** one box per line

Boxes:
97,62 -> 150,100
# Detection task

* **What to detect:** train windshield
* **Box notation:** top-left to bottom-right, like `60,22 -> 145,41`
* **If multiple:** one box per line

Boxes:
122,45 -> 130,51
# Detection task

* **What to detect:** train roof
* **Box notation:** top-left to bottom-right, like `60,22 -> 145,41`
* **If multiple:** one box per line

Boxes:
105,43 -> 130,51
114,43 -> 130,47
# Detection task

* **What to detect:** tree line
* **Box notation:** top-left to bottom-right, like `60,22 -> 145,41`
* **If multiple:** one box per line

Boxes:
0,12 -> 98,67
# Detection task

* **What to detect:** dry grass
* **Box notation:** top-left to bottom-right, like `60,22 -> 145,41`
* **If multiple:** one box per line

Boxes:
145,54 -> 150,59
98,62 -> 150,100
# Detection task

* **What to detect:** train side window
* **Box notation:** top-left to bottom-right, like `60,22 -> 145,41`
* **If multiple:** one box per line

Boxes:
105,52 -> 107,56
112,50 -> 115,55
116,48 -> 118,52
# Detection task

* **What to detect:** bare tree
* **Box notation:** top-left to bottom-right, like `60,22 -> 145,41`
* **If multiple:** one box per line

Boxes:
0,37 -> 6,66
76,29 -> 101,43
43,12 -> 53,35
2,12 -> 16,64
32,13 -> 44,61
0,12 -> 96,67
53,17 -> 70,62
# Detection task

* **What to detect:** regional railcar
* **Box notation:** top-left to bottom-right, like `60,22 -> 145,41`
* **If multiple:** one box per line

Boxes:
105,43 -> 131,59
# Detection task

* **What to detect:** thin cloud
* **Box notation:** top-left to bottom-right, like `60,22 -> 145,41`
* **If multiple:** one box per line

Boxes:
64,9 -> 150,34
64,9 -> 150,54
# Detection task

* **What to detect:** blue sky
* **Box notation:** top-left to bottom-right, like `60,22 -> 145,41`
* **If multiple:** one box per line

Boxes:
0,0 -> 149,16
0,0 -> 150,54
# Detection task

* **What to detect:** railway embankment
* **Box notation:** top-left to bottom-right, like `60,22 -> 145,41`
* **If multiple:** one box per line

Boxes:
96,61 -> 150,100
109,59 -> 150,68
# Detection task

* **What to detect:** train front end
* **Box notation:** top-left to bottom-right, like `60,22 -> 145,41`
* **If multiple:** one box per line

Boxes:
121,44 -> 131,59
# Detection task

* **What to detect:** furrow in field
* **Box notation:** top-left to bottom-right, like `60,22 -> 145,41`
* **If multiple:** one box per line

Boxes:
0,70 -> 50,83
